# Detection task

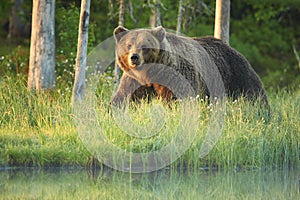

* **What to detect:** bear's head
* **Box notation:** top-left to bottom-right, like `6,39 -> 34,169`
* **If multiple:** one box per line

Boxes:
114,26 -> 166,72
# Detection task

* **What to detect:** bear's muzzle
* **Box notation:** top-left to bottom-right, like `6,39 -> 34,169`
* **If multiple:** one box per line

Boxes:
130,53 -> 141,65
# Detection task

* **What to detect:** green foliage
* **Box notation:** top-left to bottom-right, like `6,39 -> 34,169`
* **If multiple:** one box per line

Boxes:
54,3 -> 97,92
55,3 -> 96,53
55,4 -> 80,54
0,45 -> 29,76
0,1 -> 11,38
0,0 -> 299,176
229,1 -> 300,88
94,0 -> 300,88
1,0 -> 300,88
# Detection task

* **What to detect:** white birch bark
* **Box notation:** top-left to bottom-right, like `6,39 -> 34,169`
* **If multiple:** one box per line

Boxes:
28,0 -> 55,91
150,0 -> 161,27
176,0 -> 184,35
214,0 -> 230,44
114,0 -> 124,86
72,0 -> 91,103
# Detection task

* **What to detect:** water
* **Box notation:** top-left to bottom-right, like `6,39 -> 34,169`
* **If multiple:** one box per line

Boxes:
0,168 -> 299,199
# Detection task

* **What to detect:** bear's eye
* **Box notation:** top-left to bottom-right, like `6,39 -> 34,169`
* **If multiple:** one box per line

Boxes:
141,45 -> 150,53
127,44 -> 132,50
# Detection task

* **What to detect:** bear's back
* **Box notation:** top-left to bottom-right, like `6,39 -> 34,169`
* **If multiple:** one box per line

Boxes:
192,36 -> 268,105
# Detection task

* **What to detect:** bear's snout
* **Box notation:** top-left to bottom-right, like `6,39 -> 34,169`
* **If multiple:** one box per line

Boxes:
130,53 -> 140,65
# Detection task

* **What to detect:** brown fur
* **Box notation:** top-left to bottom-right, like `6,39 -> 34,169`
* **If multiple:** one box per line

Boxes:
112,26 -> 269,110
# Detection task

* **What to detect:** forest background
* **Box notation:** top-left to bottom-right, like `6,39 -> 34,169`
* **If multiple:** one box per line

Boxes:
0,0 -> 300,92
0,0 -> 300,170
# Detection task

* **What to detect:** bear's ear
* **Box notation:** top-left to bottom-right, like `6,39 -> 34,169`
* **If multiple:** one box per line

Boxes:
151,26 -> 166,42
114,26 -> 128,42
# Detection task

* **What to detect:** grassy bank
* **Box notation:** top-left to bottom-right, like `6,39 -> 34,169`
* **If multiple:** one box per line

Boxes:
0,75 -> 299,170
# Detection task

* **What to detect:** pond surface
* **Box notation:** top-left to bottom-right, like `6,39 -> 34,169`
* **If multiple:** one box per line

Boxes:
0,167 -> 299,199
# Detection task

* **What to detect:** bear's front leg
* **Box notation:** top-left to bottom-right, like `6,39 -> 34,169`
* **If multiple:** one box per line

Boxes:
111,73 -> 142,106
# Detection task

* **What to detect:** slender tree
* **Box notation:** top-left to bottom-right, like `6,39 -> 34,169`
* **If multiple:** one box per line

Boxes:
114,0 -> 124,86
118,0 -> 125,26
8,0 -> 29,38
28,0 -> 55,91
128,0 -> 137,25
292,45 -> 300,70
72,0 -> 91,103
108,0 -> 114,18
214,0 -> 230,44
176,0 -> 184,35
149,0 -> 161,27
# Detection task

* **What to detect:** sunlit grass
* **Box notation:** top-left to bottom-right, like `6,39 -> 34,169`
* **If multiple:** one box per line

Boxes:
0,75 -> 299,170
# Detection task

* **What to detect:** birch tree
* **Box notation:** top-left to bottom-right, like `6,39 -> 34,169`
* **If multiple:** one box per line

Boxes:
118,0 -> 125,26
176,0 -> 184,35
8,0 -> 29,38
114,0 -> 124,86
293,45 -> 300,70
72,0 -> 91,103
214,0 -> 230,44
149,0 -> 161,27
28,0 -> 56,91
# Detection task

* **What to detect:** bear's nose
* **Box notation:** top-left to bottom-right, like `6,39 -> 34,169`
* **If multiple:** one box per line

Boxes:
130,54 -> 140,64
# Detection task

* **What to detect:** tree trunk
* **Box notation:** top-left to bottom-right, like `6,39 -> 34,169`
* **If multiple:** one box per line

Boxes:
118,0 -> 124,26
149,0 -> 161,27
28,0 -> 56,91
176,0 -> 184,35
72,0 -> 91,104
214,0 -> 230,44
114,0 -> 124,86
8,0 -> 31,39
292,45 -> 300,70
8,0 -> 23,38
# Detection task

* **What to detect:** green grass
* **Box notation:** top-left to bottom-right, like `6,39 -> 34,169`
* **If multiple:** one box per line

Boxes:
0,75 -> 299,170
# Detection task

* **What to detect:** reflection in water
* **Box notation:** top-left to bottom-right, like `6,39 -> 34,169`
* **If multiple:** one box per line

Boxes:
0,168 -> 299,199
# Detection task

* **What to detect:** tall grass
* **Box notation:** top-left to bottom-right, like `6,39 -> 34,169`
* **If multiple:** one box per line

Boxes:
0,75 -> 299,170
0,75 -> 89,167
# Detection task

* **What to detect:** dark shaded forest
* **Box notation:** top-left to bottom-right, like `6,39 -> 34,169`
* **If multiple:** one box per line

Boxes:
1,0 -> 300,90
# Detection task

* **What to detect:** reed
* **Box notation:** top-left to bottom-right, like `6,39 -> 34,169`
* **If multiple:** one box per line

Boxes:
0,76 -> 299,170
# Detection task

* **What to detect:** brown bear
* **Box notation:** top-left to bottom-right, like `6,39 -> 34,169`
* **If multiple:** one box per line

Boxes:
111,26 -> 269,109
